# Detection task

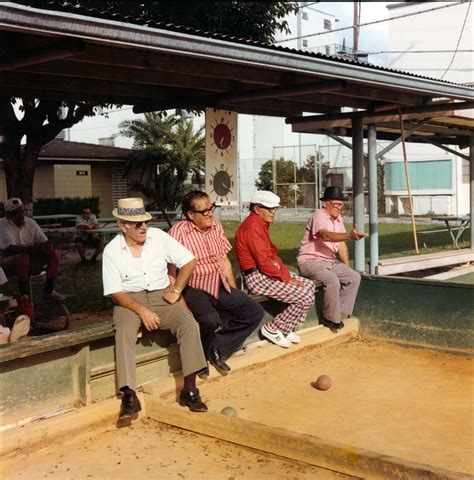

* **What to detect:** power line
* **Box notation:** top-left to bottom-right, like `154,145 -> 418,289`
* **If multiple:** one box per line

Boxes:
276,1 -> 464,44
368,49 -> 473,55
441,0 -> 472,79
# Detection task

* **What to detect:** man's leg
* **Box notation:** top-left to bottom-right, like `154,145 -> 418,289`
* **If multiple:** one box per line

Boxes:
299,260 -> 342,324
245,272 -> 315,335
214,286 -> 264,358
90,237 -> 103,262
2,254 -> 31,295
332,263 -> 361,316
182,286 -> 220,360
75,238 -> 87,262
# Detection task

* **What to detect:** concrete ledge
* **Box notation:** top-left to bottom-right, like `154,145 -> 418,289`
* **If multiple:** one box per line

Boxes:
144,396 -> 469,480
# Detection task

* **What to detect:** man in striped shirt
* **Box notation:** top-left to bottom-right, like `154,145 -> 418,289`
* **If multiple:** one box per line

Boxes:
168,191 -> 264,376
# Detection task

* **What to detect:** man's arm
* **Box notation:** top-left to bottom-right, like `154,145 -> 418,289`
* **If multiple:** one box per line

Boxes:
163,258 -> 196,305
318,225 -> 368,243
223,256 -> 237,289
338,242 -> 350,266
111,291 -> 161,331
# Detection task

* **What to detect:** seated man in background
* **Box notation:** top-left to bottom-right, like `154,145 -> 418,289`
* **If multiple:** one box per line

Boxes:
102,197 -> 209,418
235,191 -> 315,348
0,198 -> 64,301
75,206 -> 103,264
168,191 -> 264,376
297,186 -> 367,330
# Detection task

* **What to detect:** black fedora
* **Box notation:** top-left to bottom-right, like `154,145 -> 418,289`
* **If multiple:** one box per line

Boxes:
320,186 -> 348,202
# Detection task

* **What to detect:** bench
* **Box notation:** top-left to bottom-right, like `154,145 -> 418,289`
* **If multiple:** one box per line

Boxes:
418,226 -> 469,249
376,249 -> 474,276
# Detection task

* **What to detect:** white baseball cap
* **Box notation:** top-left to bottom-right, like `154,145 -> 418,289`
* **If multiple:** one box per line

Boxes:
250,191 -> 280,208
4,197 -> 24,212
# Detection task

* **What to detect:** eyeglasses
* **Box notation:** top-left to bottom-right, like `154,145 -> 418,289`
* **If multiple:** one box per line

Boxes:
123,220 -> 150,229
328,202 -> 344,209
257,204 -> 278,213
191,203 -> 217,216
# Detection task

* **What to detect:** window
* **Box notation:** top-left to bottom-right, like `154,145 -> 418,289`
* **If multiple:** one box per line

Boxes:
302,39 -> 308,47
324,19 -> 332,31
302,11 -> 308,20
462,159 -> 469,183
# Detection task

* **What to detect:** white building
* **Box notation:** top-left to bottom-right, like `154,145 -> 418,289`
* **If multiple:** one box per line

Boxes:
383,1 -> 473,215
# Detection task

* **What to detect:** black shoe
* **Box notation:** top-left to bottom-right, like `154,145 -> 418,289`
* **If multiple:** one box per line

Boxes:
321,318 -> 345,330
209,345 -> 231,374
197,366 -> 210,379
119,390 -> 142,419
179,388 -> 208,412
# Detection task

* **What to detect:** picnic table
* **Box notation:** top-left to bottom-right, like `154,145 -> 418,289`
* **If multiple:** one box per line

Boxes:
33,213 -> 76,227
94,221 -> 175,243
430,215 -> 471,249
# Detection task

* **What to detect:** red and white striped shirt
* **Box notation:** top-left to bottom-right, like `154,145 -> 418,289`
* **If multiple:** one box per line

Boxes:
168,220 -> 232,299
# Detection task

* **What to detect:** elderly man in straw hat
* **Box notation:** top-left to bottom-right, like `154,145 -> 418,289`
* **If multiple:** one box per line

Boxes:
102,198 -> 209,419
297,186 -> 368,330
235,191 -> 316,349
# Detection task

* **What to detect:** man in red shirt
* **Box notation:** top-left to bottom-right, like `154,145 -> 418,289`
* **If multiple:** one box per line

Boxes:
168,191 -> 264,376
297,186 -> 367,330
235,191 -> 315,348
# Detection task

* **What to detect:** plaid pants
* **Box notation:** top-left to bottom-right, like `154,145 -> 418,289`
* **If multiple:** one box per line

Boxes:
245,271 -> 315,334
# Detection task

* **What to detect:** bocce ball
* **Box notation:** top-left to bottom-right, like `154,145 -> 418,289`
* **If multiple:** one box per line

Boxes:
313,375 -> 332,391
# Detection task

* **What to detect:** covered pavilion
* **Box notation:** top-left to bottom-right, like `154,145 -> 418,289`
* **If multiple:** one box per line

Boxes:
1,0 -> 473,273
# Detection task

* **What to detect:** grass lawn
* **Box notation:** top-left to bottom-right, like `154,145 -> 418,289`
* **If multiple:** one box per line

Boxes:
39,220 -> 469,317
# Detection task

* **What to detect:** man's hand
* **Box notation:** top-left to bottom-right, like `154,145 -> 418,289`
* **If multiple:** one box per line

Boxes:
289,277 -> 305,288
163,290 -> 181,305
40,241 -> 55,256
350,225 -> 369,241
138,306 -> 161,331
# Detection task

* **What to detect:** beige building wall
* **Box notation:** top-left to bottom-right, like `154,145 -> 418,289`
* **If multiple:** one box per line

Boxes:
54,164 -> 92,198
33,165 -> 56,199
91,164 -> 113,216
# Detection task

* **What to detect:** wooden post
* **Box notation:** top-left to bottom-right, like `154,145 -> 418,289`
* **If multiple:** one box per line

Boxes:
398,107 -> 419,254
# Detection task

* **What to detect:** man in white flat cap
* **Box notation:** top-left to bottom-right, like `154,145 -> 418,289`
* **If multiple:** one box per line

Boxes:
235,191 -> 315,348
102,197 -> 209,420
0,197 -> 64,300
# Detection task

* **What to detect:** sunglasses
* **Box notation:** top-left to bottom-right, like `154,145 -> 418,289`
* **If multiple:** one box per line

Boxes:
124,220 -> 150,229
191,203 -> 217,216
257,204 -> 278,212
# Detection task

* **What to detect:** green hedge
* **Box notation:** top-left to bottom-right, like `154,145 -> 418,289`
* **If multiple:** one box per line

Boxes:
33,197 -> 101,216
0,197 -> 100,216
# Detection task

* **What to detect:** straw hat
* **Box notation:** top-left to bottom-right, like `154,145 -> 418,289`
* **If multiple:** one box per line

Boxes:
112,198 -> 152,222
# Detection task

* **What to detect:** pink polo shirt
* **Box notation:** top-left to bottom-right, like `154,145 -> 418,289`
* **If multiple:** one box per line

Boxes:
297,208 -> 346,264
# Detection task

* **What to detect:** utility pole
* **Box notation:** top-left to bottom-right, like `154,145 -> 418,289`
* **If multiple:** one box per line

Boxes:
353,1 -> 360,60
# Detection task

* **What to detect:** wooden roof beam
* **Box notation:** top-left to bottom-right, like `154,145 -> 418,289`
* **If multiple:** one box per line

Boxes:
0,38 -> 85,72
133,79 -> 345,114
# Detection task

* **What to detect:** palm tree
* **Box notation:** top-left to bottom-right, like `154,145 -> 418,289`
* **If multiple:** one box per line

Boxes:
120,112 -> 205,212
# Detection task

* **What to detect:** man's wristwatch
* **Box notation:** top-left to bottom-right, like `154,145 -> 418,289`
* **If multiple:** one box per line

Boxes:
169,286 -> 182,295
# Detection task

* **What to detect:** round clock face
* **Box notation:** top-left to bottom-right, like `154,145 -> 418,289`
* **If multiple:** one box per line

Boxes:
213,123 -> 232,150
209,165 -> 234,201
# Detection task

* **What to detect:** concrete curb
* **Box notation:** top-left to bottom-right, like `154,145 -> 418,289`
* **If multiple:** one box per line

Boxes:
144,396 -> 471,480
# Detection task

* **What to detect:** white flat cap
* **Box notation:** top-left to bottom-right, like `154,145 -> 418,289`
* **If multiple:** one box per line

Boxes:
250,191 -> 280,208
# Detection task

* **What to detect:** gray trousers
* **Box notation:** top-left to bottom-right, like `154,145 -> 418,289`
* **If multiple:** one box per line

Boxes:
113,289 -> 207,391
297,260 -> 361,323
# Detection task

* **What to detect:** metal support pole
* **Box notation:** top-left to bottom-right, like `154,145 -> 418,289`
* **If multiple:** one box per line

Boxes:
352,117 -> 365,272
470,135 -> 474,248
368,124 -> 378,274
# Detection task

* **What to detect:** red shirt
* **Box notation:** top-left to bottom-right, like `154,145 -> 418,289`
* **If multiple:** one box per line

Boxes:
168,219 -> 232,299
234,211 -> 291,283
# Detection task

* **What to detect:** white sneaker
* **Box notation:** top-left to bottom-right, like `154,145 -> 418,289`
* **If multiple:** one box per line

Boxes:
9,314 -> 31,342
286,331 -> 301,344
43,290 -> 65,301
260,323 -> 291,348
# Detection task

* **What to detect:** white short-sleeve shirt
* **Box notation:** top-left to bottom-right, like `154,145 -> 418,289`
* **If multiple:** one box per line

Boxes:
102,227 -> 195,296
0,217 -> 48,251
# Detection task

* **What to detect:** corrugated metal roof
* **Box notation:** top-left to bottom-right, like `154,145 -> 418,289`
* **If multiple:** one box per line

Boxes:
23,0 -> 470,88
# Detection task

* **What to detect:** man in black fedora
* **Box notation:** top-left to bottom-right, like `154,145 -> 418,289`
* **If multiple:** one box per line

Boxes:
296,186 -> 367,330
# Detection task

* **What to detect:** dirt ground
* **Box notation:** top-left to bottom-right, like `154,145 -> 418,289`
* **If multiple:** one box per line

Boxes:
1,419 -> 353,480
2,337 -> 472,479
161,338 -> 473,476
